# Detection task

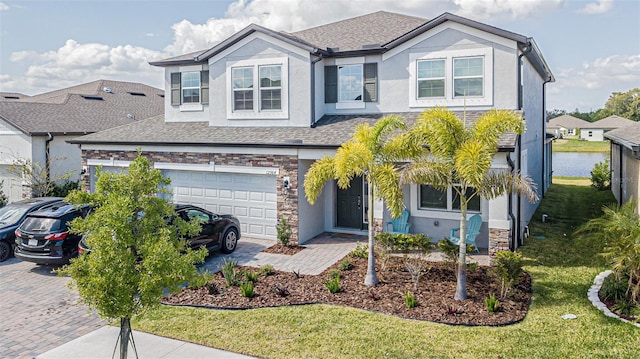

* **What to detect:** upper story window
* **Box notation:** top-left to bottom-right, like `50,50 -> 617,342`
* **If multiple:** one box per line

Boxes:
409,48 -> 492,107
170,69 -> 209,109
325,61 -> 377,109
226,57 -> 288,120
453,57 -> 483,97
417,59 -> 445,98
419,184 -> 480,212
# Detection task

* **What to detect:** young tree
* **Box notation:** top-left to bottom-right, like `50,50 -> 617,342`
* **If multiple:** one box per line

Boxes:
401,108 -> 538,300
59,154 -> 207,359
0,180 -> 7,207
7,156 -> 75,197
604,88 -> 640,121
304,116 -> 407,286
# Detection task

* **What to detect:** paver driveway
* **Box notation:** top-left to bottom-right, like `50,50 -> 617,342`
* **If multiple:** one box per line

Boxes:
0,258 -> 105,359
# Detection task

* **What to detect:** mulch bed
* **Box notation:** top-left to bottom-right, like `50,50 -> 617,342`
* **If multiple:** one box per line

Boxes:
261,244 -> 306,255
164,256 -> 531,326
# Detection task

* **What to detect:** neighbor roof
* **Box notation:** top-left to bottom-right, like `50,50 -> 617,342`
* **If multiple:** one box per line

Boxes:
150,11 -> 553,82
0,80 -> 164,135
69,111 -> 518,150
605,121 -> 640,150
582,115 -> 635,129
547,114 -> 590,129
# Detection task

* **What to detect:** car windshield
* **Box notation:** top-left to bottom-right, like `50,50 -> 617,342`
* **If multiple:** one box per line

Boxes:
20,217 -> 61,232
0,205 -> 29,225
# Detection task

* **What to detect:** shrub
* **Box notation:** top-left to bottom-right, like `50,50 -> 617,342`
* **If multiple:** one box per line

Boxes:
375,233 -> 434,290
324,272 -> 341,293
404,291 -> 417,308
373,240 -> 392,272
349,242 -> 368,258
240,281 -> 255,298
50,180 -> 80,197
485,293 -> 500,313
437,239 -> 476,276
600,273 -> 629,303
244,271 -> 259,283
259,264 -> 275,276
205,282 -> 220,295
276,217 -> 292,246
0,180 -> 7,207
494,251 -> 523,298
218,258 -> 241,287
338,258 -> 353,271
590,158 -> 611,191
272,283 -> 290,297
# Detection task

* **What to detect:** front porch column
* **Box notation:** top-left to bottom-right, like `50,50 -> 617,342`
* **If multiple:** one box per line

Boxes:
489,228 -> 511,263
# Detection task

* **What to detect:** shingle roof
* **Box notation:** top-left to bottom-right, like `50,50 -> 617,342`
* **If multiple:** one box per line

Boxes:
605,121 -> 640,149
547,114 -> 590,129
285,11 -> 427,52
69,111 -> 518,150
582,115 -> 635,129
0,80 -> 164,135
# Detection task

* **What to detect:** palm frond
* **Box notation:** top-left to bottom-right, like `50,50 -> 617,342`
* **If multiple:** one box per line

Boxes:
400,159 -> 452,191
370,163 -> 404,218
304,156 -> 336,204
333,140 -> 371,188
454,139 -> 493,187
412,107 -> 466,159
472,109 -> 525,147
476,169 -> 539,203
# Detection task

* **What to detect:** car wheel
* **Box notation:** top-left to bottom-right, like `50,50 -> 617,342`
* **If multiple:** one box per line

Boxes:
220,228 -> 238,254
0,240 -> 11,262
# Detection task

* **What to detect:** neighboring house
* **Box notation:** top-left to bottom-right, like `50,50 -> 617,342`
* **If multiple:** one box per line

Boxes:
605,122 -> 640,212
547,114 -> 589,138
70,11 -> 554,255
580,115 -> 635,142
0,80 -> 164,203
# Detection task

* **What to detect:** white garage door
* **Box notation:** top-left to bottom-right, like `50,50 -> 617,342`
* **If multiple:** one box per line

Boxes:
89,166 -> 128,192
0,165 -> 22,204
165,170 -> 277,240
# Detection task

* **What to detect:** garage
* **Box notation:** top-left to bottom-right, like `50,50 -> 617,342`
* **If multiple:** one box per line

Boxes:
0,165 -> 22,203
164,170 -> 277,240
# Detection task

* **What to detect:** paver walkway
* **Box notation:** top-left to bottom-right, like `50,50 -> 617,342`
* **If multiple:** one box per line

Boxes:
0,258 -> 105,359
200,232 -> 366,275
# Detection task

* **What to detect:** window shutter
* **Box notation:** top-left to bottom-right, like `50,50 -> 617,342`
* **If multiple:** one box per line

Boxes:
170,72 -> 181,106
324,66 -> 337,103
363,63 -> 377,102
200,70 -> 209,105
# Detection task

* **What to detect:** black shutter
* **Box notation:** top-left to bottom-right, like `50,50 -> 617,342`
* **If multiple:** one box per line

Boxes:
324,66 -> 337,103
200,70 -> 209,105
170,72 -> 181,106
363,63 -> 377,102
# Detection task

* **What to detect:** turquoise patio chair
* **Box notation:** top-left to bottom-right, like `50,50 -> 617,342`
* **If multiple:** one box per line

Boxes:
386,209 -> 411,234
449,213 -> 482,252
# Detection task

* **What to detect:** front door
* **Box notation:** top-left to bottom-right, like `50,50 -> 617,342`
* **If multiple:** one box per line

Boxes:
336,176 -> 367,230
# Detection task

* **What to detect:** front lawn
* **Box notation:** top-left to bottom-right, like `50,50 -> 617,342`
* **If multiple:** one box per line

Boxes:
133,180 -> 639,358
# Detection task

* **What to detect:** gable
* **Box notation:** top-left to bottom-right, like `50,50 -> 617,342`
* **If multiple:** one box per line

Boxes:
208,32 -> 310,65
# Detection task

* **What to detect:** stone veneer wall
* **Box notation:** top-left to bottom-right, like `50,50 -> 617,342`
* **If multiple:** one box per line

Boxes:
488,228 -> 511,263
81,150 -> 300,243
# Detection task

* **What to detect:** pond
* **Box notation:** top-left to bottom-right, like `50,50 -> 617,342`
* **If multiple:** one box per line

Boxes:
552,152 -> 608,177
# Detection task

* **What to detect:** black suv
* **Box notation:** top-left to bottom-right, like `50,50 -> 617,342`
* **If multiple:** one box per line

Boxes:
14,203 -> 90,265
0,197 -> 64,262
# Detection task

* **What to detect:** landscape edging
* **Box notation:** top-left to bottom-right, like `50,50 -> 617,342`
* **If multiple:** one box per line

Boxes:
588,270 -> 640,328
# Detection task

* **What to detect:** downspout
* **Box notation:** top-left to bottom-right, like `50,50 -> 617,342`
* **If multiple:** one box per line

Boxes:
310,53 -> 323,128
45,132 -> 53,185
618,144 -> 623,206
506,153 -> 516,251
542,76 -> 552,196
514,45 -> 531,248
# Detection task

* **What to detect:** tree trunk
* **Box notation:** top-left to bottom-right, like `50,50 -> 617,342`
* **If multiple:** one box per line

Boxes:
364,180 -> 378,286
454,200 -> 468,301
119,317 -> 131,359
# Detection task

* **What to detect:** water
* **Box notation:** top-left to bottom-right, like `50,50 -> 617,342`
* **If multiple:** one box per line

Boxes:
552,152 -> 608,177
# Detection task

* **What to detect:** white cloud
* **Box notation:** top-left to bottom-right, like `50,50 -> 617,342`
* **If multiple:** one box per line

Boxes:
547,54 -> 640,111
452,0 -> 563,20
0,2 -> 9,11
579,0 -> 614,14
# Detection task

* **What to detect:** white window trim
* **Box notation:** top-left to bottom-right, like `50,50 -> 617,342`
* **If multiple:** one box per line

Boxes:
409,47 -> 493,108
226,57 -> 289,120
417,58 -> 446,99
453,56 -> 484,98
178,65 -> 206,112
258,65 -> 283,111
410,184 -> 484,220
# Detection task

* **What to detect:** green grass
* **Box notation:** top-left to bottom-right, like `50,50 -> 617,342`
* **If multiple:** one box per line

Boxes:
133,180 -> 639,358
553,176 -> 591,186
553,138 -> 610,153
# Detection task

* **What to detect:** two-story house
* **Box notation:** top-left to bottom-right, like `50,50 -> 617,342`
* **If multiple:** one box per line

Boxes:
70,11 -> 554,255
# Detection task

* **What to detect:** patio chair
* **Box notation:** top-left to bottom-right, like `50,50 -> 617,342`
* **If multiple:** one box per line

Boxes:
386,209 -> 411,234
449,213 -> 482,252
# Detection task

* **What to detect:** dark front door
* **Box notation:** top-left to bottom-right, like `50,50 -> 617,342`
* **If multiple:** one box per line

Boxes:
336,176 -> 365,229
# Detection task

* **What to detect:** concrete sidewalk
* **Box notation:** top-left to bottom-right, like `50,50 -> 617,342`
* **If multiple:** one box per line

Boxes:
37,326 -> 257,359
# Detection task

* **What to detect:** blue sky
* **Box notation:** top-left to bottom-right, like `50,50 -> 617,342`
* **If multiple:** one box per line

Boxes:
0,0 -> 638,112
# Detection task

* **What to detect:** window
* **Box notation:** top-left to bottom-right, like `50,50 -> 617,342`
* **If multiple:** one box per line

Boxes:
226,57 -> 288,119
232,67 -> 253,111
338,65 -> 363,102
259,65 -> 281,110
453,57 -> 483,97
419,184 -> 480,212
170,70 -> 209,107
181,72 -> 200,103
417,59 -> 445,98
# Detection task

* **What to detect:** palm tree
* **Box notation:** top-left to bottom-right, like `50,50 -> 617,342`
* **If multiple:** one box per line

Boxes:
304,115 -> 407,286
401,107 -> 539,300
